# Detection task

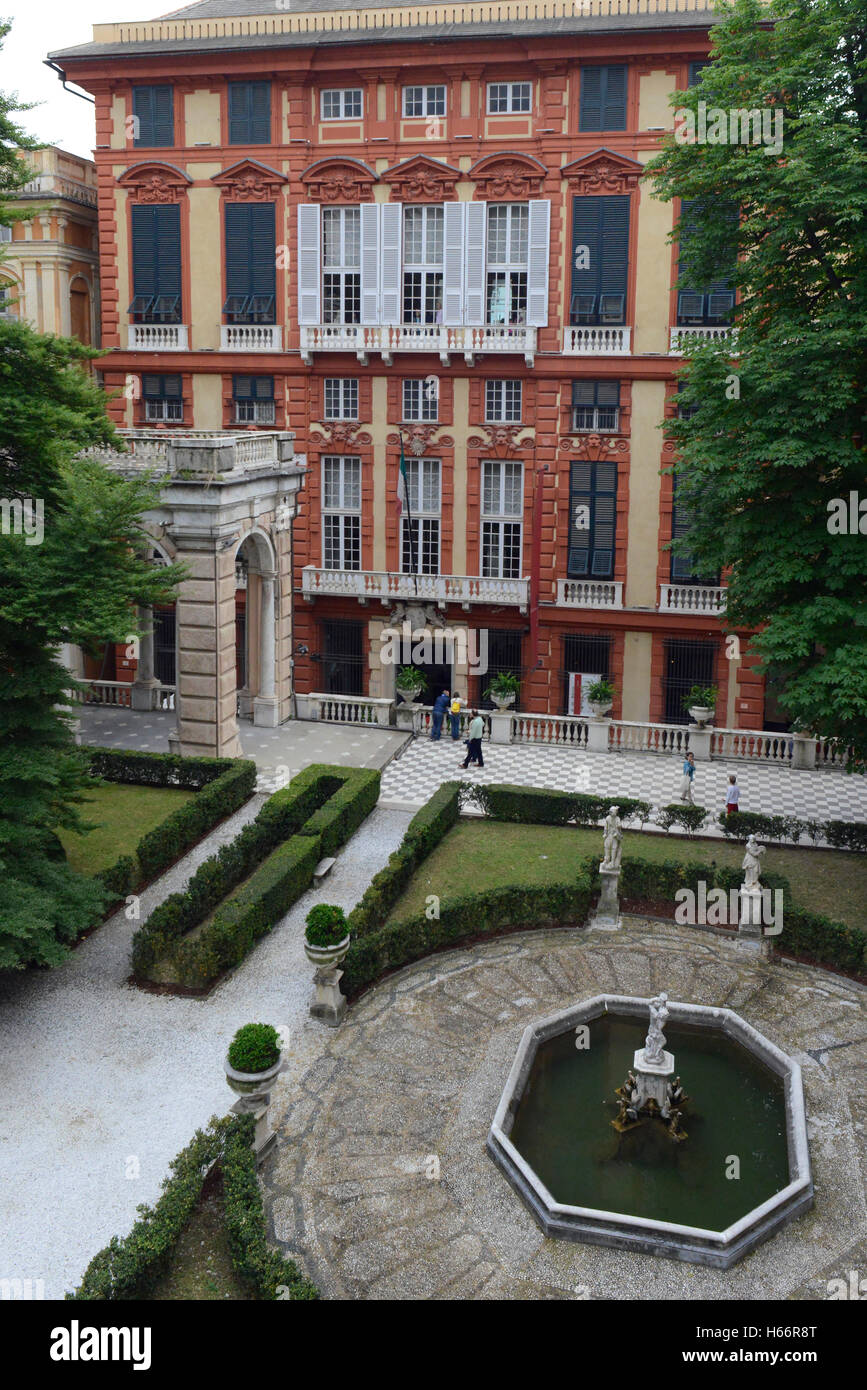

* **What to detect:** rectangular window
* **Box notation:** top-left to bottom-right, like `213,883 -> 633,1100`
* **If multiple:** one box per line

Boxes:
0,225 -> 11,243
321,88 -> 363,120
561,632 -> 611,715
402,85 -> 446,118
223,202 -> 276,323
670,471 -> 719,584
322,455 -> 361,571
142,373 -> 183,422
403,205 -> 444,324
485,379 -> 522,422
228,82 -> 271,144
688,61 -> 708,87
233,375 -> 275,425
571,381 -> 620,432
487,82 -> 532,114
677,199 -> 738,325
132,85 -> 174,147
324,378 -> 359,421
663,637 -> 717,725
129,204 -> 181,323
322,207 -> 361,324
402,378 -> 438,422
570,195 -> 629,326
568,459 -> 617,579
579,65 -> 628,132
481,460 -> 523,579
486,203 -> 528,325
322,619 -> 364,696
401,458 -> 441,576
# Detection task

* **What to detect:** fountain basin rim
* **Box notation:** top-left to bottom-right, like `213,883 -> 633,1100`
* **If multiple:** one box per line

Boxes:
488,992 -> 813,1268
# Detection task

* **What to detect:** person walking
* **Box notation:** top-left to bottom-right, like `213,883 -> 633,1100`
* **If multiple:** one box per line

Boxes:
680,751 -> 696,803
430,687 -> 450,741
460,710 -> 485,769
449,692 -> 463,741
725,773 -> 740,817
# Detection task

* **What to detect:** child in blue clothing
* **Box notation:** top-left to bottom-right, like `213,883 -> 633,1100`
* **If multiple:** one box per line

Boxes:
680,752 -> 696,803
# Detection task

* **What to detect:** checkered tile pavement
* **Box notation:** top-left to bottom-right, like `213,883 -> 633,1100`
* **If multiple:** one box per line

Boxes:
379,734 -> 867,836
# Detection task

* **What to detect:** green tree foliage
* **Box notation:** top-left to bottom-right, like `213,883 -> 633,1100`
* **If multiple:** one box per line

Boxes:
0,320 -> 181,967
647,0 -> 867,770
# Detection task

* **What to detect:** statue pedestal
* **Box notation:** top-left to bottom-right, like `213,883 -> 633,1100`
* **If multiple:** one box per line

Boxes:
588,863 -> 621,931
738,886 -> 764,936
633,1048 -> 675,1113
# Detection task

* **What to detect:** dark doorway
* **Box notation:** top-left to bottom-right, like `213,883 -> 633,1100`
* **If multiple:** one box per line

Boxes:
322,619 -> 364,696
235,599 -> 247,691
476,629 -> 523,709
561,632 -> 612,715
763,670 -> 794,733
153,606 -> 176,686
663,637 -> 717,724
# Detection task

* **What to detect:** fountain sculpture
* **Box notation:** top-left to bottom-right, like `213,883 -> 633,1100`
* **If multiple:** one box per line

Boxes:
611,992 -> 689,1141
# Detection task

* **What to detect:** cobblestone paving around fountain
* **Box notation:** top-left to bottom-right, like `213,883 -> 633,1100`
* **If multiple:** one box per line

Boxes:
264,921 -> 867,1301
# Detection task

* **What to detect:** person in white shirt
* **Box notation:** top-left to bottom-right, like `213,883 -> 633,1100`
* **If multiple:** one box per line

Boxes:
725,774 -> 741,817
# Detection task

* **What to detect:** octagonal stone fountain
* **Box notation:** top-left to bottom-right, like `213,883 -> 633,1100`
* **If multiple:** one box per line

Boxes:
487,993 -> 813,1269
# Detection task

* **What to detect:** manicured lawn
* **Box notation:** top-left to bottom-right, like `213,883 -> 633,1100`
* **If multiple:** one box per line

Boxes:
387,820 -> 867,931
57,782 -> 195,876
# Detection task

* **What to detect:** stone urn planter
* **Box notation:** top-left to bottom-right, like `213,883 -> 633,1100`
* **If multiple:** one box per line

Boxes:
304,913 -> 351,1027
303,934 -> 351,972
396,685 -> 423,704
490,693 -> 516,711
224,1039 -> 284,1164
224,1052 -> 284,1100
587,699 -> 613,719
688,705 -> 715,728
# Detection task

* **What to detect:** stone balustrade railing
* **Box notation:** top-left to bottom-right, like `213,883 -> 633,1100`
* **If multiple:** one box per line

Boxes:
69,680 -> 176,711
301,565 -> 530,610
512,711 -> 589,747
300,323 -> 536,364
295,693 -> 393,726
609,719 -> 691,756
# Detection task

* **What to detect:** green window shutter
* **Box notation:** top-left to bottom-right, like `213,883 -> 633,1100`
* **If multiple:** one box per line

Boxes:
225,203 -> 276,301
570,196 -> 629,322
229,82 -> 271,144
133,86 -> 173,147
132,205 -> 180,301
602,66 -> 628,130
568,460 -> 617,578
579,67 -> 603,131
580,66 -> 627,132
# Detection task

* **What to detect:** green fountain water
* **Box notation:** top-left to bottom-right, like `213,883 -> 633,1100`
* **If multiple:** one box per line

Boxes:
509,1014 -> 789,1232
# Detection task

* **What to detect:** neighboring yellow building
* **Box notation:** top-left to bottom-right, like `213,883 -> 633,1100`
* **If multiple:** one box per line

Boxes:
0,146 -> 99,344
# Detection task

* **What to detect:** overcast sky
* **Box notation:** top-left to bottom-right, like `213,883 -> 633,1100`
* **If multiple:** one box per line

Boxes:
3,3 -> 164,160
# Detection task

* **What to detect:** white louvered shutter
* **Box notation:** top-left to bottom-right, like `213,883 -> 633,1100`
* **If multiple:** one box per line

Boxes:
360,203 -> 380,324
442,201 -> 464,325
297,204 -> 321,325
464,201 -> 487,325
526,199 -> 551,328
380,203 -> 402,325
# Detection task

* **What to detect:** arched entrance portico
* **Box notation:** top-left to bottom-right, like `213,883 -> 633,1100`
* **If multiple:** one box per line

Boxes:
234,529 -> 279,727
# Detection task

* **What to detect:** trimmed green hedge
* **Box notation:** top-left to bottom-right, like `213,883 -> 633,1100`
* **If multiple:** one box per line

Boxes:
132,764 -> 380,990
467,783 -> 652,829
82,746 -> 257,897
719,808 -> 867,851
343,877 -> 594,997
347,781 -> 462,938
67,1113 -> 317,1301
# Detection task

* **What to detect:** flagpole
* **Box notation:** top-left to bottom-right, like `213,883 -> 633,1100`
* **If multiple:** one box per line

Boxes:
399,431 -> 418,597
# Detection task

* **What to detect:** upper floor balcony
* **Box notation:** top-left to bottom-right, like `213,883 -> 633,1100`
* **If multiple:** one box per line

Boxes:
669,325 -> 736,354
299,322 -> 536,367
659,583 -> 727,615
562,325 -> 631,356
556,579 -> 623,609
302,565 -> 530,612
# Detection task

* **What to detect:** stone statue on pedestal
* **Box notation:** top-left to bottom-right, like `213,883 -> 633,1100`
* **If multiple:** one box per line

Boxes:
742,835 -> 766,891
643,992 -> 670,1065
601,807 -> 623,871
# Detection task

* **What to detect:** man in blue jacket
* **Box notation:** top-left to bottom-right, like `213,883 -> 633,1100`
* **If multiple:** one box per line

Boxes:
431,687 -> 450,740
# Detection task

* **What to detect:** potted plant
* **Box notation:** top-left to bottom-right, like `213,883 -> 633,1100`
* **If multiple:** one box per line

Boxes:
586,678 -> 615,718
395,665 -> 425,704
304,903 -> 351,969
683,685 -> 718,727
224,1022 -> 284,1098
484,671 -> 520,710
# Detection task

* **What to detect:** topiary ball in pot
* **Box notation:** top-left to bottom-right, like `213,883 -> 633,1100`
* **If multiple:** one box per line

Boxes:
228,1022 -> 281,1074
304,904 -> 350,968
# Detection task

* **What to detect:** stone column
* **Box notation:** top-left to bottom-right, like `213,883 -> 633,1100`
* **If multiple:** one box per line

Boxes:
173,536 -> 242,759
130,605 -> 159,711
253,570 -> 279,727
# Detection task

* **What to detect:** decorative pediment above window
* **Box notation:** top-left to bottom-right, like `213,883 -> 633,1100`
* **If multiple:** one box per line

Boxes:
212,159 -> 287,202
469,152 -> 547,200
381,155 -> 460,202
557,433 -> 630,460
386,426 -> 454,456
117,162 -> 191,204
300,158 -> 377,204
468,424 -> 534,457
561,150 -> 643,195
310,421 -> 373,448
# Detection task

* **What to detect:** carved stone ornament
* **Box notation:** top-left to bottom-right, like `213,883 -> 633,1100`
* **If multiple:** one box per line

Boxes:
558,433 -> 629,460
300,158 -> 377,204
561,149 -> 643,195
387,426 -> 454,457
469,153 -> 547,200
382,155 -> 460,202
467,424 -> 533,455
310,421 -> 372,447
212,160 -> 287,202
118,162 -> 191,204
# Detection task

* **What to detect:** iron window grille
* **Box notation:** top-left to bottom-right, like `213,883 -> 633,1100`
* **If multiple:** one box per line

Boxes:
571,381 -> 620,432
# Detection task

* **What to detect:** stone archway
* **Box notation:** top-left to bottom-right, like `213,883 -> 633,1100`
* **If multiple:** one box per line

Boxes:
234,528 -> 279,728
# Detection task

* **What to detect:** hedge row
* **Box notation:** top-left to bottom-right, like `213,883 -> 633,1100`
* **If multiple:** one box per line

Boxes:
343,877 -> 594,997
467,783 -> 653,828
68,1113 -> 317,1301
132,764 -> 380,989
719,808 -> 867,851
83,746 -> 258,898
347,781 -> 462,938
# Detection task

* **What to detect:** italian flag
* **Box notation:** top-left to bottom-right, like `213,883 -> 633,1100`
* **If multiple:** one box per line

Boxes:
396,438 -> 409,517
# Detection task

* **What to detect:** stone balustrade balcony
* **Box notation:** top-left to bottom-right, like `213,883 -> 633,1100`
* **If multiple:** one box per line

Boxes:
669,325 -> 736,354
556,579 -> 623,609
301,565 -> 530,612
128,323 -> 189,351
300,322 -> 537,366
562,325 -> 631,356
659,583 -> 727,615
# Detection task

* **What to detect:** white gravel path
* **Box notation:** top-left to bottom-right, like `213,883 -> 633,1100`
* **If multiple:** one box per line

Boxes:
0,800 -> 412,1299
